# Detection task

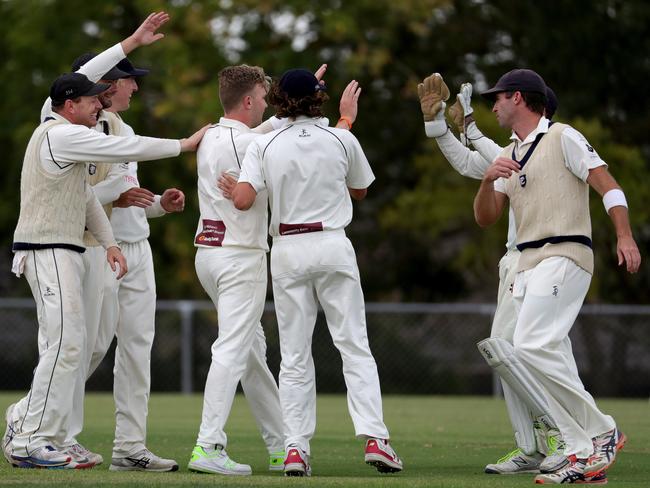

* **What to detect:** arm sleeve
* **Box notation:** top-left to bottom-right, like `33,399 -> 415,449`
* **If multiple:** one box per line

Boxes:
434,130 -> 491,180
48,125 -> 181,164
560,127 -> 607,181
77,43 -> 126,82
39,44 -> 126,122
344,133 -> 375,189
251,116 -> 286,134
466,121 -> 503,163
145,195 -> 167,219
85,184 -> 118,249
92,163 -> 135,205
238,141 -> 266,193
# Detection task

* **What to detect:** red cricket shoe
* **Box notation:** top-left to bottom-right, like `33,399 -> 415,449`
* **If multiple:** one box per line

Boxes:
284,446 -> 311,477
364,438 -> 403,473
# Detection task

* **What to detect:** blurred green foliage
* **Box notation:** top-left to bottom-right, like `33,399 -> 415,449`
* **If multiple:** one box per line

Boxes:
0,0 -> 648,302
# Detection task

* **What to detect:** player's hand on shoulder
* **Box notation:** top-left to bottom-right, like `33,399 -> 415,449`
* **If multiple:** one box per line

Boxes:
484,157 -> 520,182
617,234 -> 641,273
181,124 -> 211,152
217,171 -> 238,200
107,246 -> 128,280
161,188 -> 185,212
114,187 -> 155,208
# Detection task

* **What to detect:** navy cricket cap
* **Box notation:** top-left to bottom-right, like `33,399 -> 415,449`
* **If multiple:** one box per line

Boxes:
481,69 -> 547,101
115,57 -> 149,77
545,86 -> 558,119
279,69 -> 325,99
50,72 -> 110,105
71,52 -> 130,81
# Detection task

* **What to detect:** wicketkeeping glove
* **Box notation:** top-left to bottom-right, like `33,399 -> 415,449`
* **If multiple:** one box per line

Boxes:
448,82 -> 474,134
417,73 -> 450,138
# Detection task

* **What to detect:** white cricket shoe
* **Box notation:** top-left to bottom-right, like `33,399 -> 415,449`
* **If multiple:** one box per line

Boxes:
61,443 -> 102,469
109,448 -> 178,472
540,428 -> 569,473
484,448 -> 543,474
584,428 -> 626,477
284,445 -> 311,477
187,445 -> 252,476
11,445 -> 71,468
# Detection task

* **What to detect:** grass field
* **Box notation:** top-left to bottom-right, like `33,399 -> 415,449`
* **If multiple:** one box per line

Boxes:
0,393 -> 647,487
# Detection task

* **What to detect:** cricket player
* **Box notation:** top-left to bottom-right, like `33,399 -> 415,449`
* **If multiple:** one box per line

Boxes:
418,73 -> 567,475
188,64 -> 361,476
232,69 -> 403,477
473,68 -> 640,484
4,70 -> 206,469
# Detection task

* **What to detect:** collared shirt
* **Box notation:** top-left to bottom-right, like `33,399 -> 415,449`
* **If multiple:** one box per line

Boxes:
495,117 -> 606,194
195,117 -> 269,250
239,116 -> 375,238
38,113 -> 181,176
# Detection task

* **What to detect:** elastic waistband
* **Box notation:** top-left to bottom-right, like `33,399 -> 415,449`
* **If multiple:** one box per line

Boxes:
273,228 -> 345,242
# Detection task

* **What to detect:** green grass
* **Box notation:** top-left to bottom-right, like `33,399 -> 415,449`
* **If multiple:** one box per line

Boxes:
0,393 -> 648,487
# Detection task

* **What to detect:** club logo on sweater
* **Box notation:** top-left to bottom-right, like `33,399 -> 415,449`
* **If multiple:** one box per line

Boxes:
88,163 -> 97,175
519,174 -> 527,187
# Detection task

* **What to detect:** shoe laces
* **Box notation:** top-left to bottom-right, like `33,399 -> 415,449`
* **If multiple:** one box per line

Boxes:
497,448 -> 523,464
546,430 -> 566,455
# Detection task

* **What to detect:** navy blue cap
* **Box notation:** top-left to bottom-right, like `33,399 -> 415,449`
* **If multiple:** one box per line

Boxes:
116,57 -> 149,77
279,69 -> 325,99
481,69 -> 547,101
71,52 -> 130,81
50,72 -> 110,105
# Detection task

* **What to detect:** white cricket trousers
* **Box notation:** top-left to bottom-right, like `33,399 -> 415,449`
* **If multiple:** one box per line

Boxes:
490,249 -> 542,454
65,245 -> 107,446
11,249 -> 85,456
270,230 -> 389,455
194,247 -> 284,452
88,239 -> 156,457
512,256 -> 615,458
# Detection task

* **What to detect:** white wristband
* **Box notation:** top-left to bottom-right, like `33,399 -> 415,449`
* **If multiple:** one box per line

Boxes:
424,120 -> 448,138
603,188 -> 628,213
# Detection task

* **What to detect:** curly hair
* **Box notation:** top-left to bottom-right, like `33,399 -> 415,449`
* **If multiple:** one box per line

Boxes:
268,82 -> 329,118
218,65 -> 268,112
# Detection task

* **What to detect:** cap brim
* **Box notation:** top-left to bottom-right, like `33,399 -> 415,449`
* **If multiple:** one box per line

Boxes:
84,82 -> 111,97
128,67 -> 149,77
480,87 -> 502,101
101,67 -> 131,80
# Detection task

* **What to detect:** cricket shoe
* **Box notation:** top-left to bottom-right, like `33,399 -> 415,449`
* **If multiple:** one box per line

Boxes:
364,438 -> 403,473
109,448 -> 178,472
284,446 -> 311,477
484,448 -> 542,474
268,450 -> 285,472
540,428 -> 569,473
584,429 -> 626,477
534,455 -> 604,484
187,445 -> 251,475
11,445 -> 71,469
62,443 -> 103,467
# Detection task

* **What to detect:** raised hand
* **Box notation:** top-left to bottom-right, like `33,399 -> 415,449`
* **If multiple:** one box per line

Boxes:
338,80 -> 361,128
122,12 -> 170,53
417,73 -> 450,122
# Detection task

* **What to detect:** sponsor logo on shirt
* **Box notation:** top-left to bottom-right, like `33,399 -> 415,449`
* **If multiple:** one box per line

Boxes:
195,219 -> 226,246
279,222 -> 323,235
298,129 -> 311,138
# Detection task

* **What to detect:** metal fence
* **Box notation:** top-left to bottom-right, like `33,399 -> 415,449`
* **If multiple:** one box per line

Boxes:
1,299 -> 649,397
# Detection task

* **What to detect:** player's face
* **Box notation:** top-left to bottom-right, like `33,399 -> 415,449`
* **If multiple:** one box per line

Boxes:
110,77 -> 139,112
249,83 -> 268,127
69,95 -> 103,128
492,92 -> 515,129
97,79 -> 119,109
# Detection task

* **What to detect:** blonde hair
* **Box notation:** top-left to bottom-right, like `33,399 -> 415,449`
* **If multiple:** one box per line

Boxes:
218,65 -> 269,112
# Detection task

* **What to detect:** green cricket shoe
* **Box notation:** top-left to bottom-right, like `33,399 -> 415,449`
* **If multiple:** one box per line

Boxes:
188,445 -> 252,476
268,450 -> 285,472
485,447 -> 543,474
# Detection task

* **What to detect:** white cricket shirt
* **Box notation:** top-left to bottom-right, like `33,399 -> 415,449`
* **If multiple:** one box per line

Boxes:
239,116 -> 375,238
195,118 -> 269,250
